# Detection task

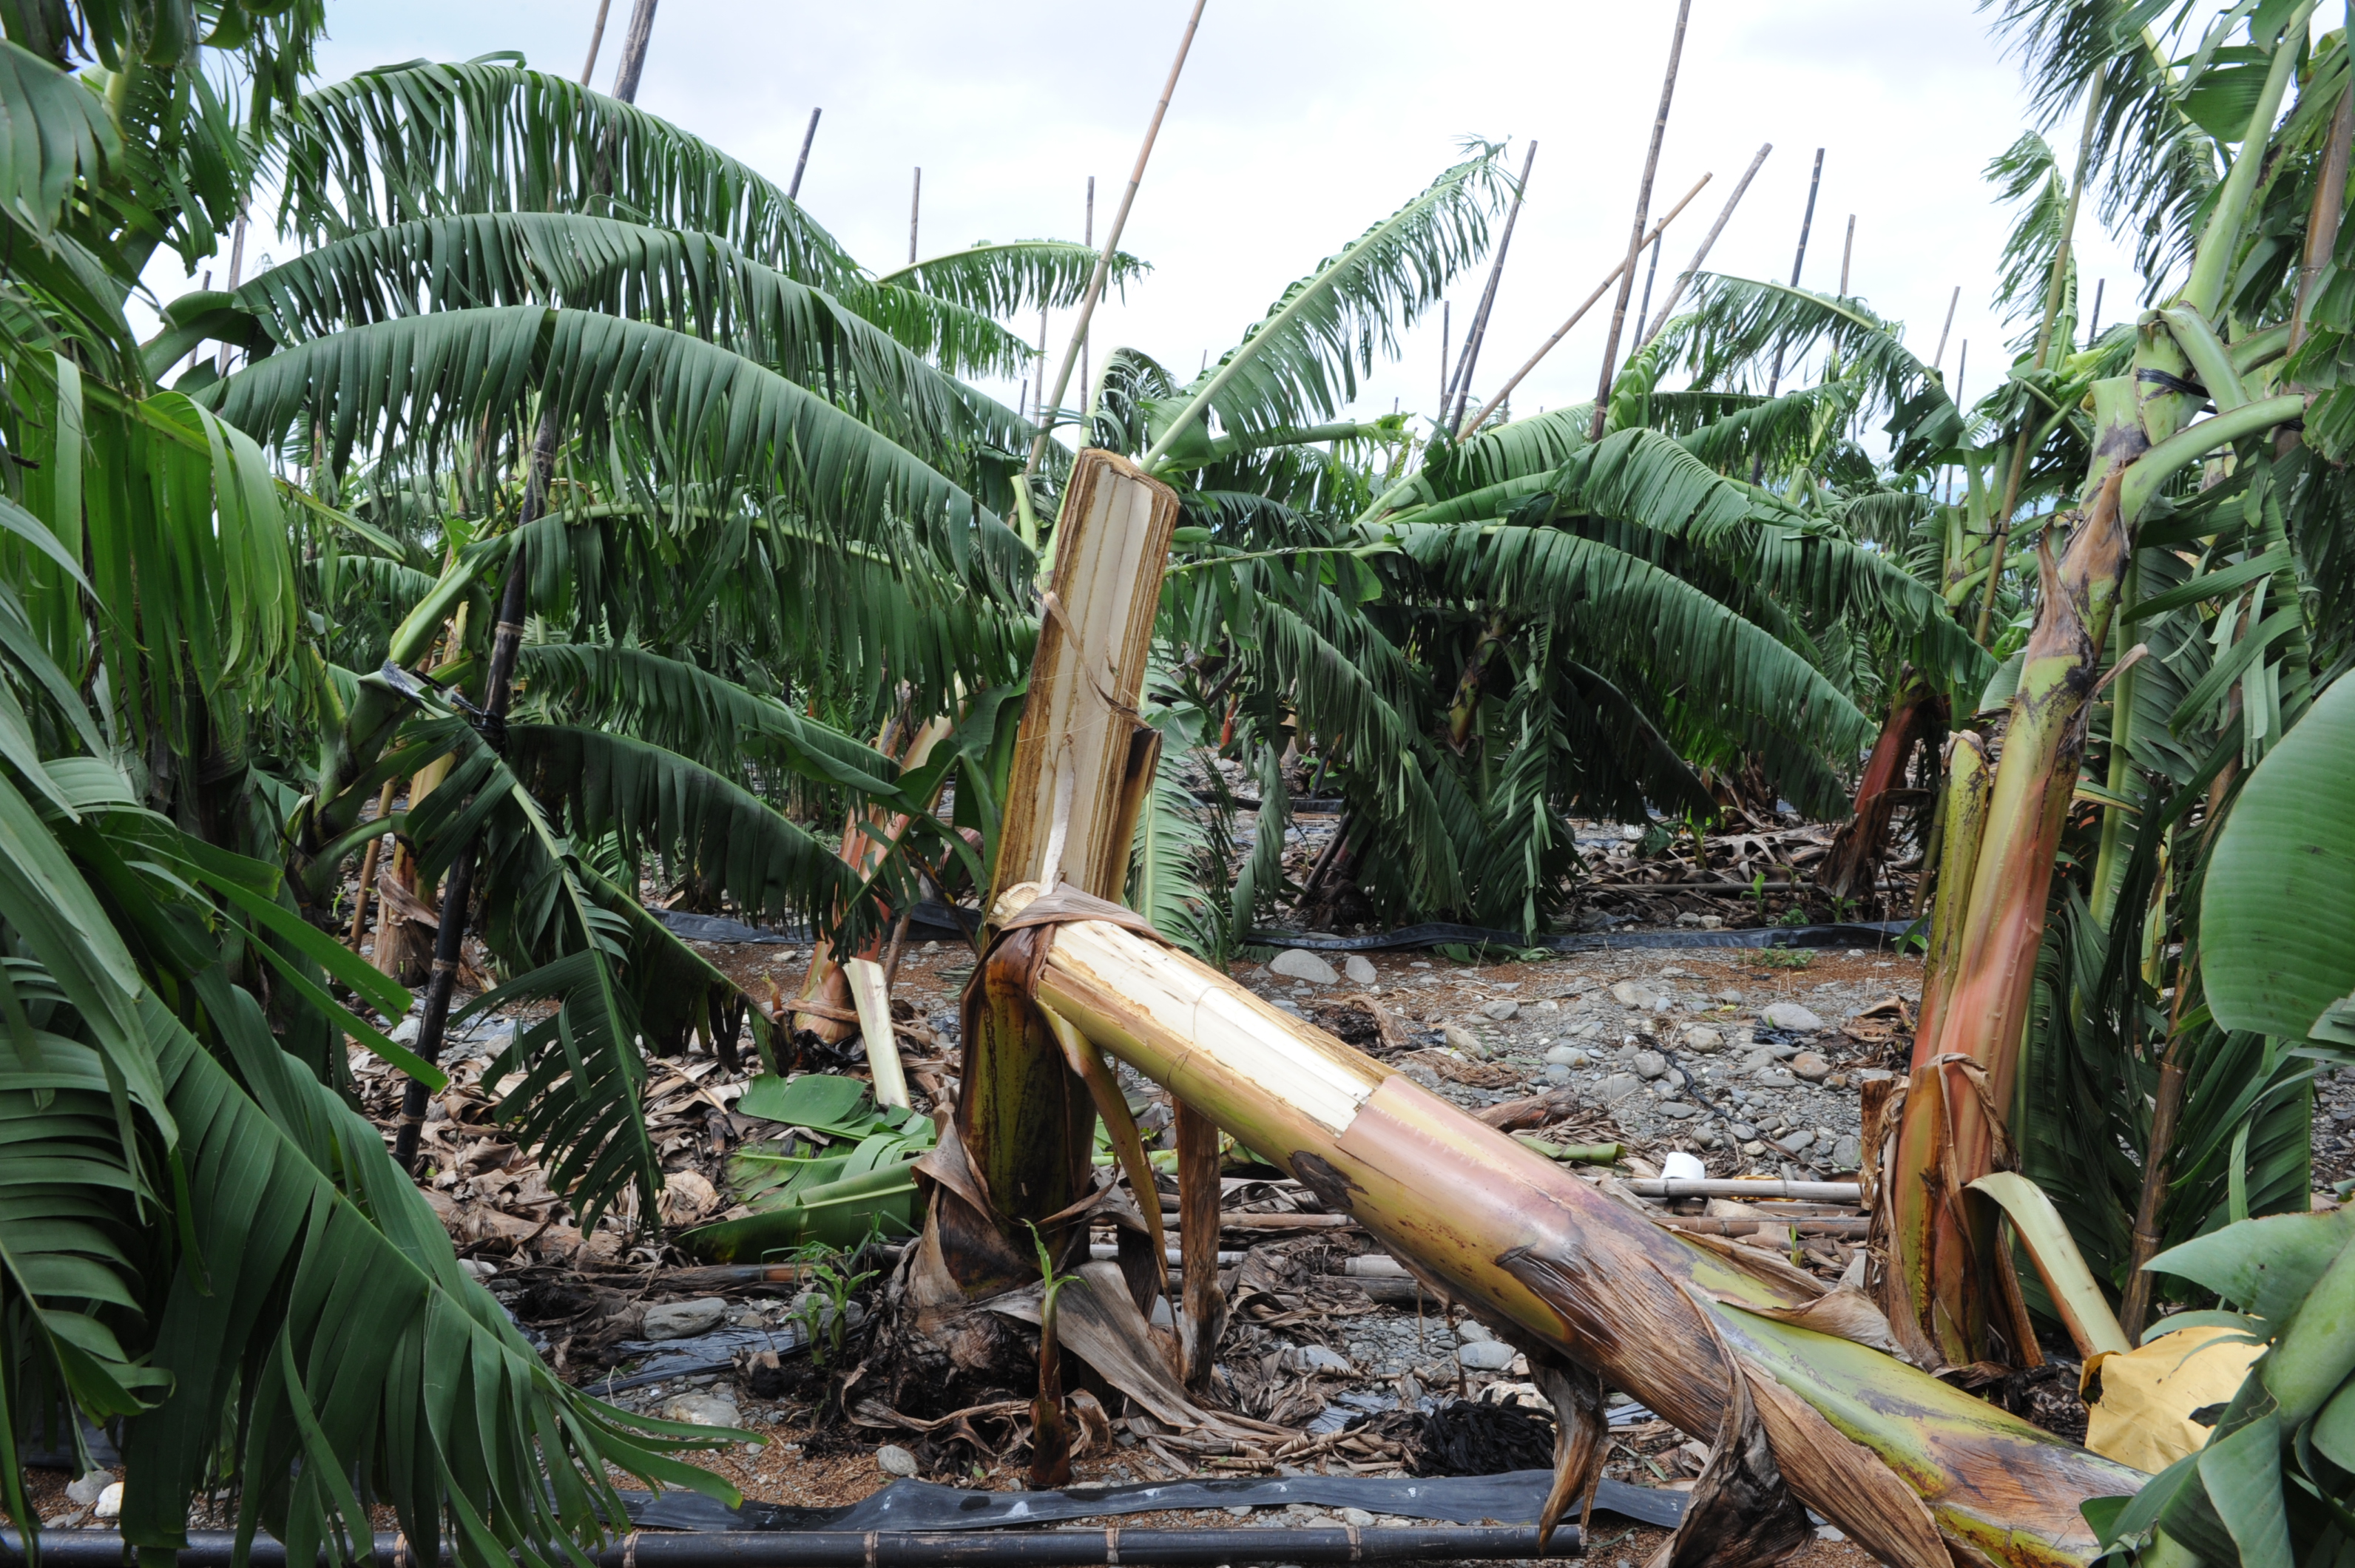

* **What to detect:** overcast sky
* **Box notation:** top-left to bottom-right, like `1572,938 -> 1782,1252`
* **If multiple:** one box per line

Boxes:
202,1 -> 2186,438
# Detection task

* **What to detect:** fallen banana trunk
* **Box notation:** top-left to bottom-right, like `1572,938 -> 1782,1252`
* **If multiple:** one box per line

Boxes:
1007,884 -> 2139,1568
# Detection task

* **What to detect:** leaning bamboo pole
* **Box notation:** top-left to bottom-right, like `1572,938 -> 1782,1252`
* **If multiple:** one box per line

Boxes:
1590,0 -> 1692,442
1011,885 -> 2139,1568
1461,175 -> 1710,436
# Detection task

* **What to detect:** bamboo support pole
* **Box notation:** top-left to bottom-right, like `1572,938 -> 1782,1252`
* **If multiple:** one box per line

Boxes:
1591,0 -> 1692,442
1024,0 -> 1207,481
1446,139 -> 1538,433
345,777 -> 398,951
788,109 -> 821,200
1932,285 -> 1959,371
1014,888 -> 2139,1568
578,0 -> 613,84
1762,149 -> 1825,403
1463,175 -> 1709,436
1636,143 -> 1770,349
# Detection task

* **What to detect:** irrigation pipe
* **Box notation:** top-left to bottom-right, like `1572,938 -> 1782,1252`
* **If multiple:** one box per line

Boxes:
2,1527 -> 1584,1567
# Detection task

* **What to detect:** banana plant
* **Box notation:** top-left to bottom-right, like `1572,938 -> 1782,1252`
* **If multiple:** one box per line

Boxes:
0,9 -> 733,1547
1886,1 -> 2336,1367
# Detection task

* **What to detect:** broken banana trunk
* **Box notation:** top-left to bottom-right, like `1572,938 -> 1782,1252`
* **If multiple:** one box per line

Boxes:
1009,882 -> 2139,1568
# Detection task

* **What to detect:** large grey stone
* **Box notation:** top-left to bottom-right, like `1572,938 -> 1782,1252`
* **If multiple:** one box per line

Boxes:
1343,954 -> 1379,987
1680,1024 -> 1724,1052
642,1298 -> 728,1340
1609,981 -> 1666,1011
1754,1067 -> 1797,1089
1760,1002 -> 1825,1032
1655,1102 -> 1701,1120
1442,1024 -> 1488,1058
1456,1320 -> 1495,1344
1544,1043 -> 1580,1066
1295,1344 -> 1354,1374
1632,1050 -> 1668,1080
1479,998 -> 1520,1021
1269,949 -> 1340,985
1544,1064 -> 1572,1085
660,1393 -> 743,1427
1831,1133 -> 1862,1169
876,1444 -> 921,1477
1598,1072 -> 1646,1103
1780,1129 -> 1817,1153
1790,1051 -> 1832,1083
67,1472 -> 112,1506
1456,1340 -> 1517,1371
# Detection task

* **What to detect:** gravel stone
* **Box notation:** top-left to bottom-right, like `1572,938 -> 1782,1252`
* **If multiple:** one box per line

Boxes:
642,1298 -> 728,1340
1610,981 -> 1666,1011
1790,1051 -> 1832,1083
1343,954 -> 1379,986
1832,1133 -> 1862,1169
1599,1072 -> 1646,1103
1754,1067 -> 1797,1089
660,1393 -> 742,1427
1760,1002 -> 1826,1032
1655,1102 -> 1700,1120
1632,1050 -> 1668,1079
1442,1024 -> 1488,1058
1457,1340 -> 1517,1371
1680,1024 -> 1724,1052
1480,998 -> 1521,1021
1270,949 -> 1341,985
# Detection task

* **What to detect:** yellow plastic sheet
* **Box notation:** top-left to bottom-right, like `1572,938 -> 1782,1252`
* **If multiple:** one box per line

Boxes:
2082,1325 -> 2263,1472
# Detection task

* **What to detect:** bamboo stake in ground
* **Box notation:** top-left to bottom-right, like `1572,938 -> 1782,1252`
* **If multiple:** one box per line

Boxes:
1022,0 -> 1208,486
788,108 -> 820,200
1765,149 -> 1825,399
1635,142 -> 1770,348
1591,0 -> 1692,442
1464,174 -> 1709,436
1932,285 -> 1959,371
345,778 -> 398,952
578,0 -> 612,83
1446,139 -> 1538,433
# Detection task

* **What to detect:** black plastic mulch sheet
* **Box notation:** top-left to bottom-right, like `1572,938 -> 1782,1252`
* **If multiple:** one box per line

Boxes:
652,905 -> 1915,955
624,1471 -> 1687,1532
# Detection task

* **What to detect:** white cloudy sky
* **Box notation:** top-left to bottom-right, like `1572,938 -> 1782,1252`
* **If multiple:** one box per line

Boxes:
186,1 -> 2210,436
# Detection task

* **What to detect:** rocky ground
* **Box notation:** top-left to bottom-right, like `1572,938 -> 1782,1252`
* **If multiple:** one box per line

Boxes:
1242,941 -> 1912,1177
41,907 -> 2349,1563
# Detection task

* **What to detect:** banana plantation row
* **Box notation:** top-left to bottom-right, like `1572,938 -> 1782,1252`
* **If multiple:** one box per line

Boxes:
2,2 -> 2354,1567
